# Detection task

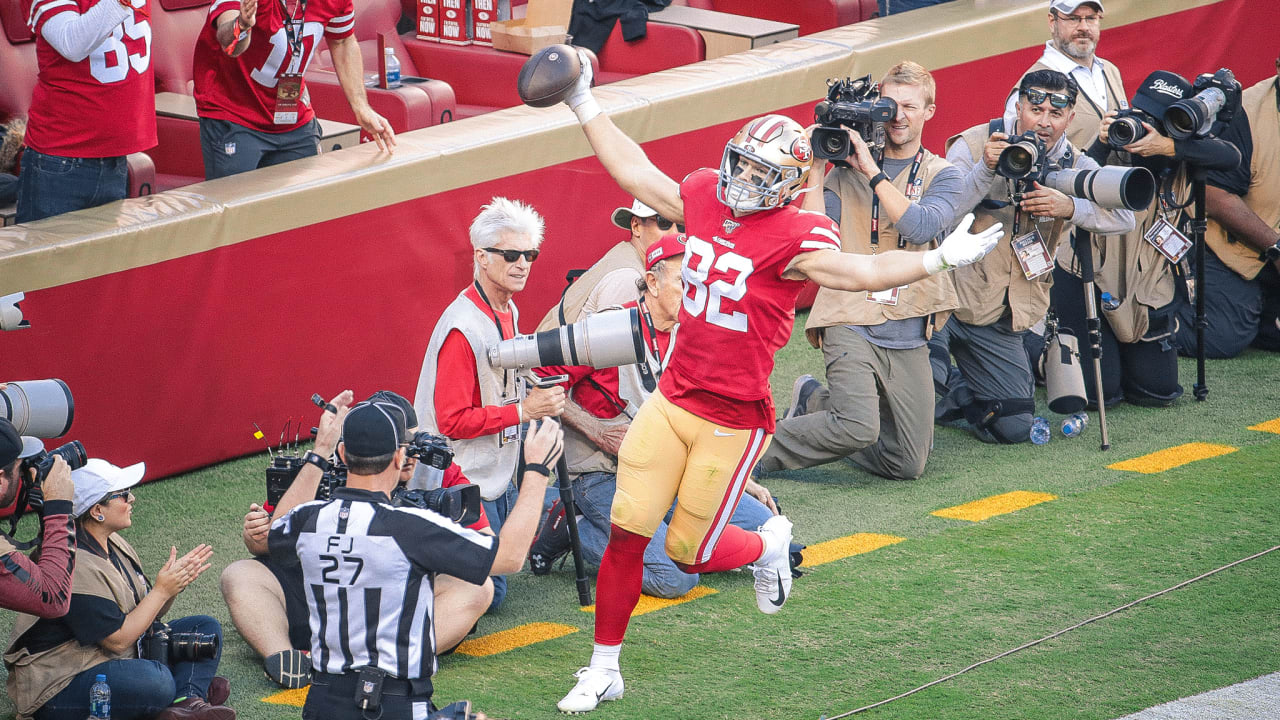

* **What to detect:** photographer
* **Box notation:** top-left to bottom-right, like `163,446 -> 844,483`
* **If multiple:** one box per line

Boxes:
4,459 -> 232,720
757,61 -> 963,480
268,396 -> 564,719
932,70 -> 1135,444
1050,71 -> 1241,407
413,198 -> 565,611
220,390 -> 494,689
0,418 -> 76,618
1173,58 -> 1280,358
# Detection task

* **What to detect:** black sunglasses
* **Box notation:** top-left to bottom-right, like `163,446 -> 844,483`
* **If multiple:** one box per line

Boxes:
483,247 -> 540,262
106,490 -> 134,503
1021,88 -> 1074,109
644,216 -> 674,231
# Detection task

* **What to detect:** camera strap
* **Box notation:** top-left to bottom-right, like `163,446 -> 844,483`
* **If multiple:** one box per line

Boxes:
870,148 -> 925,249
472,281 -> 513,395
634,294 -> 663,392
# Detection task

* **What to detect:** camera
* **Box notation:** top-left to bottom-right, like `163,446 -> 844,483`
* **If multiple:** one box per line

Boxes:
1164,68 -> 1241,140
996,131 -> 1047,181
141,621 -> 219,664
0,292 -> 28,331
391,484 -> 482,526
405,431 -> 453,470
2,379 -> 75,438
430,701 -> 480,720
1106,108 -> 1155,148
264,454 -> 348,510
811,75 -> 898,161
488,307 -> 645,372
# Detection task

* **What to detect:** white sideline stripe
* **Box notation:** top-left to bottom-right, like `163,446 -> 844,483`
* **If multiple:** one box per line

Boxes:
1114,672 -> 1280,720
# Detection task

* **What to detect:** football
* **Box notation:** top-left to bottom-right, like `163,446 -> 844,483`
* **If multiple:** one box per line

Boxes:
517,44 -> 584,108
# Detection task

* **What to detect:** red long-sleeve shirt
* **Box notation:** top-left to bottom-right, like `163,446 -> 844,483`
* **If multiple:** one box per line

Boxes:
0,499 -> 76,618
434,286 -> 521,440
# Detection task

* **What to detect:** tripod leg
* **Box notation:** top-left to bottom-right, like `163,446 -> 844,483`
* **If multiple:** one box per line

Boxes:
556,455 -> 593,606
1073,229 -> 1110,450
1192,176 -> 1209,401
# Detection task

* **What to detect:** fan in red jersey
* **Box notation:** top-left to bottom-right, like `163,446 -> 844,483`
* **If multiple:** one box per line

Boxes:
17,0 -> 156,223
191,0 -> 394,180
550,53 -> 1006,714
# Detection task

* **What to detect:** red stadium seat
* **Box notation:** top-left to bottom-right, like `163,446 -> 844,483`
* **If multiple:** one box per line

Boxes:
0,0 -> 38,118
151,0 -> 212,94
593,21 -> 704,79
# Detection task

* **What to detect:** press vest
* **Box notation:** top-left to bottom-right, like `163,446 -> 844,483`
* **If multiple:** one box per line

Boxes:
805,151 -> 958,345
1017,58 -> 1127,149
1205,77 -> 1280,281
414,289 -> 521,500
946,123 -> 1076,331
5,535 -> 145,720
536,242 -> 645,332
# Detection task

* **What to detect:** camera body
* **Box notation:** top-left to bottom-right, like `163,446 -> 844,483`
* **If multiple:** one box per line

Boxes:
1106,108 -> 1157,148
995,130 -> 1049,182
12,440 -> 87,521
141,621 -> 219,664
812,75 -> 898,160
405,431 -> 453,470
1165,68 -> 1241,140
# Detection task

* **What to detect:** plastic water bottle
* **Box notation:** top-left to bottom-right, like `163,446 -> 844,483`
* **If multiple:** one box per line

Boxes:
384,47 -> 401,88
1030,416 -> 1050,445
1061,412 -> 1089,438
89,674 -> 110,719
1100,291 -> 1120,312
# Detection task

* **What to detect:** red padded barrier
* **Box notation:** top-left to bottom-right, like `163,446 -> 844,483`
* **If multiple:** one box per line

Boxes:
2,0 -> 1274,479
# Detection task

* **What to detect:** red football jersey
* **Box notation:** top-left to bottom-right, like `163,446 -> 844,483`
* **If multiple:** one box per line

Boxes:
660,168 -> 841,431
193,0 -> 355,132
25,0 -> 156,157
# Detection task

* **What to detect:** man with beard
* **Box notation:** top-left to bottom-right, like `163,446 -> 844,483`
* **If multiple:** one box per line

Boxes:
1005,1 -> 1125,149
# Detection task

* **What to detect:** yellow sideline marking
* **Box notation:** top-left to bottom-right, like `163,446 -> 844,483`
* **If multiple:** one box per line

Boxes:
802,533 -> 905,567
262,687 -> 309,707
1107,442 -> 1238,474
1248,418 -> 1280,435
931,491 -> 1057,522
455,622 -> 579,657
582,585 -> 717,616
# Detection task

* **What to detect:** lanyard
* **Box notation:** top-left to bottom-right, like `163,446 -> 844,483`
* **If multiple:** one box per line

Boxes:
633,295 -> 663,391
279,0 -> 308,65
870,148 -> 925,249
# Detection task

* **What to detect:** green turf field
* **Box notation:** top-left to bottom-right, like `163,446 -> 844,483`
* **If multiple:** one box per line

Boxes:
2,318 -> 1277,720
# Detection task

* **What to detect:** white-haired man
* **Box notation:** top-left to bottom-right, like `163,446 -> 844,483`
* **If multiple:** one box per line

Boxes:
413,197 -> 566,611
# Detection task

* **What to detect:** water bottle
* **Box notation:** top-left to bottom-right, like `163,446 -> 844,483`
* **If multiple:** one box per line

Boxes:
384,47 -> 401,88
1100,291 -> 1120,312
1030,416 -> 1050,445
89,674 -> 110,719
1061,412 -> 1089,438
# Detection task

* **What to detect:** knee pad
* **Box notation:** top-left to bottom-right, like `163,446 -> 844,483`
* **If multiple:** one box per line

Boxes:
964,397 -> 1035,444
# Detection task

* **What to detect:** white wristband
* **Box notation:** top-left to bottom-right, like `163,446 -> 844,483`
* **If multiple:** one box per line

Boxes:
572,96 -> 601,125
922,247 -> 950,276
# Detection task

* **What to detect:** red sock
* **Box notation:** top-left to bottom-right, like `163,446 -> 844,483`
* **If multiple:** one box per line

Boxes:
675,525 -> 763,574
593,525 -> 650,646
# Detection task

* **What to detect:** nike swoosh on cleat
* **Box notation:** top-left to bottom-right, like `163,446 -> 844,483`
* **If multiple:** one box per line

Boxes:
713,429 -> 735,437
770,576 -> 785,607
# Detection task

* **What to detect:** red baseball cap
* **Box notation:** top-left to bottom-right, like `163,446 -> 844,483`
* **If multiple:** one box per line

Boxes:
645,233 -> 686,271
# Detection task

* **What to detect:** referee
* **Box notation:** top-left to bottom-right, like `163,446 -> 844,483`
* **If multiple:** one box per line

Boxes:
269,392 -> 564,719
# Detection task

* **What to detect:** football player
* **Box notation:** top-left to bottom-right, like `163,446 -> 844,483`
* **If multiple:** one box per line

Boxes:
554,55 -> 1004,714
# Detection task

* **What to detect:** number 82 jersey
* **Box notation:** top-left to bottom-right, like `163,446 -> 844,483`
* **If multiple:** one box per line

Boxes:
660,168 -> 841,432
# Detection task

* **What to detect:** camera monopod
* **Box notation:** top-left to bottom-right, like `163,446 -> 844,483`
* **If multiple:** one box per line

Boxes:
1188,169 -> 1210,401
1070,229 -> 1112,450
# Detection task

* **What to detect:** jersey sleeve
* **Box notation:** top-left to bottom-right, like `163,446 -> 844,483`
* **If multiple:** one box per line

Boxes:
207,0 -> 238,21
324,0 -> 355,38
791,210 -> 842,257
27,0 -> 80,35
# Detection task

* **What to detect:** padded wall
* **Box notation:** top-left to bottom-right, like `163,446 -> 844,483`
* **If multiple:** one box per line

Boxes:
0,0 -> 1274,479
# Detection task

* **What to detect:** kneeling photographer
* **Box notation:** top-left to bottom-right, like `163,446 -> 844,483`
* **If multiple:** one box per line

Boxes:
5,458 -> 231,720
932,70 -> 1138,444
1051,70 -> 1241,407
268,392 -> 563,719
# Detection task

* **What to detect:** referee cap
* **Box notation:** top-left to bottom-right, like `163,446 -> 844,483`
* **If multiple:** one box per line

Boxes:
343,401 -> 407,458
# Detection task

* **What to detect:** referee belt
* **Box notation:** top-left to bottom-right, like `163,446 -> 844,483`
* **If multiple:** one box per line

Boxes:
312,670 -> 434,698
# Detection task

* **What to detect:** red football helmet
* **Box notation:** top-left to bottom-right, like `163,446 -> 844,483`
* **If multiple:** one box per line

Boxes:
716,114 -> 813,213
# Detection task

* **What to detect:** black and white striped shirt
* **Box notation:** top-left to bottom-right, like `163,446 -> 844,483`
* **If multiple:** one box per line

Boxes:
268,486 -> 497,679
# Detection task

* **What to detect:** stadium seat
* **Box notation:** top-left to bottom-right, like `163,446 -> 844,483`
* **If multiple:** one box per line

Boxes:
151,0 -> 212,94
0,0 -> 38,118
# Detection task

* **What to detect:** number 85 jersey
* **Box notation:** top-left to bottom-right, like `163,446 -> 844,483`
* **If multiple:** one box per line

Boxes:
660,168 -> 841,432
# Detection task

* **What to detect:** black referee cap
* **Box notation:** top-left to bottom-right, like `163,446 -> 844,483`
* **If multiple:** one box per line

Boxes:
343,401 -> 406,458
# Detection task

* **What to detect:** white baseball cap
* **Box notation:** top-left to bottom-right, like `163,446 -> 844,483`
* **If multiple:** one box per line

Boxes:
610,198 -> 660,230
1050,0 -> 1104,13
72,458 -> 145,518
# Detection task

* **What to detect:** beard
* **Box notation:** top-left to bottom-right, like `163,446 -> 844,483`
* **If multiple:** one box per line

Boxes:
0,470 -> 19,509
1056,33 -> 1097,60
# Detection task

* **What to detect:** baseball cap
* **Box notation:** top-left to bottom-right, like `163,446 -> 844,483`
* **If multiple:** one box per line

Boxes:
342,401 -> 406,459
1131,70 -> 1191,120
71,458 -> 145,518
645,233 -> 687,271
0,418 -> 43,469
1050,0 -> 1103,13
366,390 -> 418,429
611,198 -> 660,230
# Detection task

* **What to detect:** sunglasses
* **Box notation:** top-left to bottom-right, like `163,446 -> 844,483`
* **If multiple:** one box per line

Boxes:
106,490 -> 134,503
644,216 -> 674,231
1021,88 -> 1074,109
482,247 -> 540,263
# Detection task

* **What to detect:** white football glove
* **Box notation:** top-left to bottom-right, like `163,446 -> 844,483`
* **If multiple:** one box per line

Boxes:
922,213 -> 1004,275
565,48 -> 600,124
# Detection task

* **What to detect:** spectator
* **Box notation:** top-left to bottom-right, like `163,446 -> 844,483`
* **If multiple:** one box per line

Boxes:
0,418 -> 75,617
1,118 -> 25,205
192,0 -> 395,180
757,61 -> 962,481
219,391 -> 493,689
4,459 -> 233,720
412,197 -> 566,611
533,235 -> 783,598
536,198 -> 673,331
1173,57 -> 1280,357
933,70 -> 1134,444
17,0 -> 154,223
1005,1 -> 1125,149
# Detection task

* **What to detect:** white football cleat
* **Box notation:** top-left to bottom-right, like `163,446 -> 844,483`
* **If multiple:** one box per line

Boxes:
752,514 -> 794,615
557,666 -> 624,714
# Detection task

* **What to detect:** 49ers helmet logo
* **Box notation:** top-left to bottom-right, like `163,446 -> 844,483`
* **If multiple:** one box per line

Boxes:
791,137 -> 812,163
